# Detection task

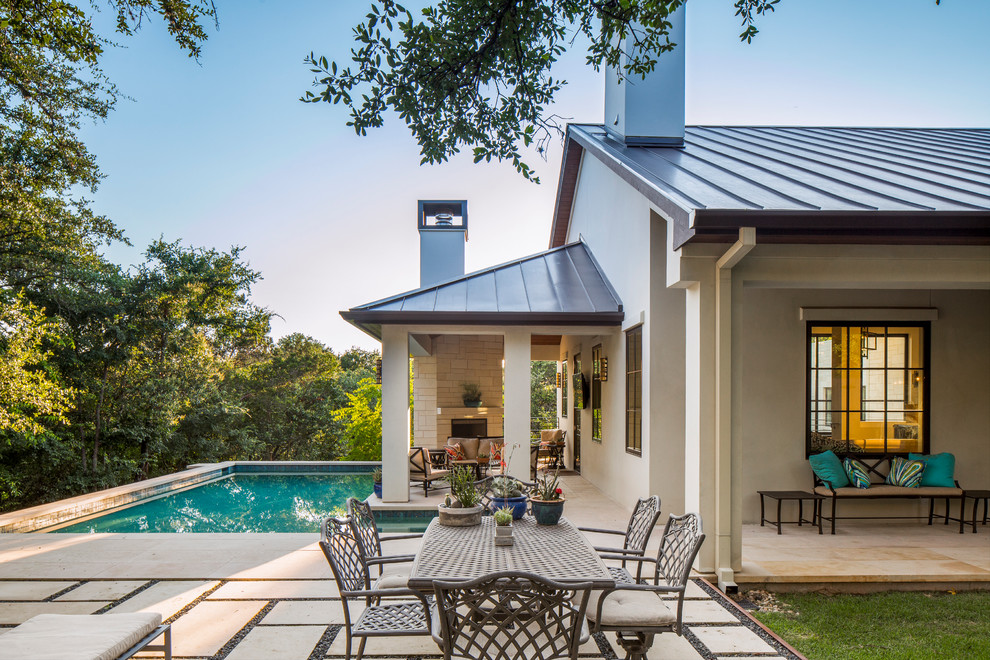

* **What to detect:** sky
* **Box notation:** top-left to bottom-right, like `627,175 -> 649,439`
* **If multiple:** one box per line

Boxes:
80,0 -> 990,352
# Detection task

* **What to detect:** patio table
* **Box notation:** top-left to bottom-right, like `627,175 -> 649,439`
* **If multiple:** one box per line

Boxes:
408,516 -> 615,590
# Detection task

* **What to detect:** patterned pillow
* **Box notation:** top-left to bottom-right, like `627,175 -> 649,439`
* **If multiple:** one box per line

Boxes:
886,457 -> 924,488
843,458 -> 871,489
490,443 -> 503,462
445,443 -> 466,462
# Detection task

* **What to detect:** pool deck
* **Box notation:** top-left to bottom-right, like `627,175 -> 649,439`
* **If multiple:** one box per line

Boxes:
0,474 -> 800,659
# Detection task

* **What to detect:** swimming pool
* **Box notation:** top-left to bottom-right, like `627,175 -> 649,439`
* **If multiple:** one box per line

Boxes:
52,473 -> 373,533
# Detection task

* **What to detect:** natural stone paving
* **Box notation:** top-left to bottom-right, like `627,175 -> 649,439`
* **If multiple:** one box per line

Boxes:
0,475 -> 801,659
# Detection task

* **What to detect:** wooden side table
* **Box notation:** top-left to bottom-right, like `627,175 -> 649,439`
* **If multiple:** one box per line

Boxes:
759,490 -> 825,535
964,490 -> 990,533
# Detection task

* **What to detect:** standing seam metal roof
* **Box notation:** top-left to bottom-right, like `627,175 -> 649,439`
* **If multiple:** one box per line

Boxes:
555,125 -> 990,248
340,242 -> 623,337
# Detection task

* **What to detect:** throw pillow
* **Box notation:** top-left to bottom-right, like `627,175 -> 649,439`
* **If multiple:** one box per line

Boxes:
886,457 -> 924,488
445,443 -> 466,462
809,450 -> 851,488
843,458 -> 872,489
490,444 -> 503,463
908,452 -> 956,488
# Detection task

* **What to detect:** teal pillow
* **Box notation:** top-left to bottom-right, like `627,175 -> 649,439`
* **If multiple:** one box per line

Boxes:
908,452 -> 956,488
843,457 -> 871,489
809,451 -> 850,488
887,457 -> 924,488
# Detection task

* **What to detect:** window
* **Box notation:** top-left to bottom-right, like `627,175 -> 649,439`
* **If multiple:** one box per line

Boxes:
625,326 -> 642,455
592,344 -> 603,442
807,324 -> 928,455
561,360 -> 568,417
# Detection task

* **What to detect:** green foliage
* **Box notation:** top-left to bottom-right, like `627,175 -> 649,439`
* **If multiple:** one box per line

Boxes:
493,506 -> 513,526
335,378 -> 383,461
533,466 -> 562,501
751,590 -> 990,660
530,360 -> 556,435
490,475 -> 523,498
304,1 -> 778,181
444,464 -> 480,507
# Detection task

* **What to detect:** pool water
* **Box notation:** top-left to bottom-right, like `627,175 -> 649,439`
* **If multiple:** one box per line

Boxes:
52,473 -> 373,533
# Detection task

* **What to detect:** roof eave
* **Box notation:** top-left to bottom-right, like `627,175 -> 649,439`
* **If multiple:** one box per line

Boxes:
340,310 -> 625,329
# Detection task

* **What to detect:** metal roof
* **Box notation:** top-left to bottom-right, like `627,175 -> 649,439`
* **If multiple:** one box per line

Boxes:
341,242 -> 623,338
553,125 -> 990,248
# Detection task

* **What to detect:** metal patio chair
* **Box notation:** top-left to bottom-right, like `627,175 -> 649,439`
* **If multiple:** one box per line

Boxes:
474,475 -> 536,514
319,516 -> 432,660
409,447 -> 450,496
578,495 -> 662,581
346,497 -> 421,582
586,513 -> 706,660
432,571 -> 592,660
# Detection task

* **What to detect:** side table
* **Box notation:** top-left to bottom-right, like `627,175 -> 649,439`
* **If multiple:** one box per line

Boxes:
759,490 -> 825,535
964,490 -> 990,534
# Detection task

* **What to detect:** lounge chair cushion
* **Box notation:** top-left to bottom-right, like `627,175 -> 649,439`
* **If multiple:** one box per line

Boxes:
814,484 -> 963,497
0,612 -> 162,660
586,589 -> 675,626
373,571 -> 410,590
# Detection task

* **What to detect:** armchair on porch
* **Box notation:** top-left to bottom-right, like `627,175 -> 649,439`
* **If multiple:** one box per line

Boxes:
579,495 -> 662,582
409,447 -> 450,497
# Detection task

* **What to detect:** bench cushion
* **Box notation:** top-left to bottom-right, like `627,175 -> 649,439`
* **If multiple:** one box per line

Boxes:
0,612 -> 162,660
815,485 -> 963,497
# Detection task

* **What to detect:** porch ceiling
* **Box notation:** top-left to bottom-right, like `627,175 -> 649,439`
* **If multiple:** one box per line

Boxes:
341,242 -> 623,340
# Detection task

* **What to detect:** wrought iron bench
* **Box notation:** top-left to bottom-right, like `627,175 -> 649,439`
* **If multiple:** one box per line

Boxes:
813,454 -> 966,534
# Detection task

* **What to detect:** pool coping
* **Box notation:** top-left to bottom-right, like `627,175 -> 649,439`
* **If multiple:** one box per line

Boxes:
0,461 -> 380,533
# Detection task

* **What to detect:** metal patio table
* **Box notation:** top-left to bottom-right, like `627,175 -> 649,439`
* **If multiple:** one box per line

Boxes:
408,516 -> 615,590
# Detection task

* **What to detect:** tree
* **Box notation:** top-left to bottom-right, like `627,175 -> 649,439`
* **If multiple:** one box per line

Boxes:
335,378 -> 383,461
304,0 -> 782,182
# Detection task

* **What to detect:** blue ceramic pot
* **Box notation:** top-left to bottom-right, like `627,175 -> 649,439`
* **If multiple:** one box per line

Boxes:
490,495 -> 528,520
531,499 -> 565,525
373,482 -> 383,499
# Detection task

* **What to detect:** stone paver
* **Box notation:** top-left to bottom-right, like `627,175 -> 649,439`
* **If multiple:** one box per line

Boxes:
169,600 -> 267,657
0,600 -> 110,624
260,599 -> 348,625
224,625 -> 327,660
620,630 -> 702,659
691,625 -> 777,655
327,631 -> 440,657
0,580 -> 76,600
108,580 -> 219,619
683,598 -> 744,624
209,579 -> 336,600
54,579 -> 147,601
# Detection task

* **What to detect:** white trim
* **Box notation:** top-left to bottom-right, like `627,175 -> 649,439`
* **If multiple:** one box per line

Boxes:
800,307 -> 939,321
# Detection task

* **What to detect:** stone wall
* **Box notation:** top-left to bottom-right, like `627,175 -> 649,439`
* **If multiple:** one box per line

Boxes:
413,334 -> 504,448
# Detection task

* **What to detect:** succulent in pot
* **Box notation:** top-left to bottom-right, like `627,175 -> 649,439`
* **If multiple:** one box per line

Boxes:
493,506 -> 514,546
371,467 -> 383,498
438,465 -> 483,526
489,476 -> 528,520
493,507 -> 514,527
461,382 -> 483,407
530,467 -> 565,525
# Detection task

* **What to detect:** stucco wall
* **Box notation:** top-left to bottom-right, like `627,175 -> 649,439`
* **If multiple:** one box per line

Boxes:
738,287 -> 990,522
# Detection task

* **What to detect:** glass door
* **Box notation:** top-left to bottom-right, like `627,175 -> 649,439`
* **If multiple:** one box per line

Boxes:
572,353 -> 581,473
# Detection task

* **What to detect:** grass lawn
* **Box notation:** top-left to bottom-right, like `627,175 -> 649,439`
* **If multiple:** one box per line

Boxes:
749,590 -> 990,660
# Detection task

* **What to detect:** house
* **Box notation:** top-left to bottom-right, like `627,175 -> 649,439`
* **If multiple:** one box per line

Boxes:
341,7 -> 990,590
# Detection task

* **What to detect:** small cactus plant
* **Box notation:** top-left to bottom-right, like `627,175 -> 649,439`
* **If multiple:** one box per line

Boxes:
493,506 -> 514,526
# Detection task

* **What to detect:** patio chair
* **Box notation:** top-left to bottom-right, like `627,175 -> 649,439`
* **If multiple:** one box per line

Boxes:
409,447 -> 450,496
346,497 -> 422,581
474,475 -> 536,514
586,513 -> 706,660
432,571 -> 592,660
578,495 -> 661,582
319,516 -> 432,660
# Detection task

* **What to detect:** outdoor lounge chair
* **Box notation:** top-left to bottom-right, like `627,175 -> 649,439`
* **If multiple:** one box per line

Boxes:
586,513 -> 705,660
346,497 -> 421,581
578,495 -> 661,581
409,447 -> 450,496
320,516 -> 432,660
432,571 -> 592,660
0,612 -> 171,660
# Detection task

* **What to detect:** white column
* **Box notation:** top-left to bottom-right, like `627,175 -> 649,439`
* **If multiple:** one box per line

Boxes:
714,267 -> 734,588
684,270 -> 717,574
503,329 -> 532,480
381,325 -> 410,502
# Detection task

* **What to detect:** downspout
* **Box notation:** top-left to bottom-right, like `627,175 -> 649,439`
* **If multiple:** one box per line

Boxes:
714,227 -> 756,593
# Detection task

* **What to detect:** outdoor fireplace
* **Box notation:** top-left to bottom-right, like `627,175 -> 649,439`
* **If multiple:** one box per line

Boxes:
451,418 -> 487,438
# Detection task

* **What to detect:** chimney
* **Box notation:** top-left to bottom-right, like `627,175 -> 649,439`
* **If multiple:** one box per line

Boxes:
418,200 -> 467,287
603,5 -> 685,146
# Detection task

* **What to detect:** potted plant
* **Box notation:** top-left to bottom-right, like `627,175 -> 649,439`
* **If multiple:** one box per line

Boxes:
461,382 -> 483,407
372,467 -> 383,499
530,467 -> 565,525
489,476 -> 528,520
493,506 -> 514,546
438,465 -> 483,526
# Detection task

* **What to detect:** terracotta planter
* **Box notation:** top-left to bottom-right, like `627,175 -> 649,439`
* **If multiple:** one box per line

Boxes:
530,498 -> 565,525
438,504 -> 483,527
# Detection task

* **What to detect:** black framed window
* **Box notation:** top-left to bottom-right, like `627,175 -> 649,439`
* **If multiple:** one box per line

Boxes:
625,326 -> 642,455
807,323 -> 929,455
592,344 -> 603,442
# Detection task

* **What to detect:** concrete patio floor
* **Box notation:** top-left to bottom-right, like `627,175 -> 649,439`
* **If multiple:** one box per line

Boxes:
0,473 -> 799,659
1,472 -> 986,658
